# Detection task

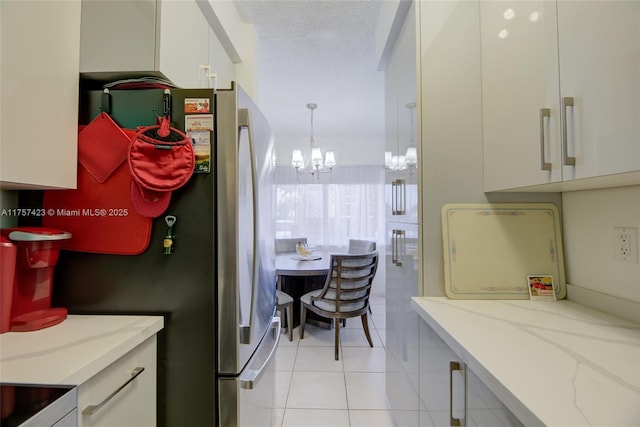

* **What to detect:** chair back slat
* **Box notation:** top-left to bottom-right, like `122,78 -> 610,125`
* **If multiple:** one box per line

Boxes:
310,252 -> 378,314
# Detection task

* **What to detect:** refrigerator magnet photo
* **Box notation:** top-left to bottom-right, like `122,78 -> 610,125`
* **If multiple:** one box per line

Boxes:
184,98 -> 210,113
527,275 -> 556,301
185,114 -> 214,132
187,131 -> 211,174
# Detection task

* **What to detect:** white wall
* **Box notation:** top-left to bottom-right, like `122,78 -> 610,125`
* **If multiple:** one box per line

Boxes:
562,186 -> 640,321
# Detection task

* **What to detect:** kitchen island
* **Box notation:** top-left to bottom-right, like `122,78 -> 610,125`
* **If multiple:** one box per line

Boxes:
412,297 -> 640,426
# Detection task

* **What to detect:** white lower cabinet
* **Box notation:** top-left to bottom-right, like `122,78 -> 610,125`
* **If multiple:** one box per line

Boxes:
77,336 -> 157,427
419,319 -> 522,427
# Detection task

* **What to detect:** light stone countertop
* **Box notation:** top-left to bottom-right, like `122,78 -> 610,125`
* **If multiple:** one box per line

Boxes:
411,297 -> 640,427
0,315 -> 164,385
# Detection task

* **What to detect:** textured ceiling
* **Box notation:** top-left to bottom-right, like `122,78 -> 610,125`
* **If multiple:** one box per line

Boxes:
234,0 -> 385,139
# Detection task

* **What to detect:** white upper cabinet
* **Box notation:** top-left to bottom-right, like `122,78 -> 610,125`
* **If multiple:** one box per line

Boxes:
0,0 -> 81,189
481,0 -> 562,191
80,0 -> 213,88
556,1 -> 640,181
482,0 -> 640,192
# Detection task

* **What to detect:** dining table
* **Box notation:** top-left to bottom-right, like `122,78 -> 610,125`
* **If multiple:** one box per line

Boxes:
275,250 -> 333,328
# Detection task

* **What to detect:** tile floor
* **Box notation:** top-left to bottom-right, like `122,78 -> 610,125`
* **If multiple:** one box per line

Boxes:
274,296 -> 394,427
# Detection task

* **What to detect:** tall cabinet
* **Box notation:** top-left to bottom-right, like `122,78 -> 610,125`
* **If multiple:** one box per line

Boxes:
482,0 -> 640,191
384,2 -> 421,425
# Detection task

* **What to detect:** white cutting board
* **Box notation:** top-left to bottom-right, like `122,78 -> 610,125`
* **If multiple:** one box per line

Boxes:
441,203 -> 566,299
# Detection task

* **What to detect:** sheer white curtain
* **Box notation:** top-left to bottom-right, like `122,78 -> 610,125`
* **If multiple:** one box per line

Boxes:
273,166 -> 385,250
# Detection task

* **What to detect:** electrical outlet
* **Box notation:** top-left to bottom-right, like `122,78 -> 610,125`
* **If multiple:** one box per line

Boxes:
613,227 -> 638,263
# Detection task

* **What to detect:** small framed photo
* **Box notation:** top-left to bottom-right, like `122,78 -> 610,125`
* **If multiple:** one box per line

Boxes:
527,275 -> 556,301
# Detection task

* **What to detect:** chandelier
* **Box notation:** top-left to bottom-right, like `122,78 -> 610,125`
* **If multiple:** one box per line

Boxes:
291,103 -> 336,181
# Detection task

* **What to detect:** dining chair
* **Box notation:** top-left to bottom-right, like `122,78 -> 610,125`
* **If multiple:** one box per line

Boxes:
347,239 -> 376,315
274,238 -> 306,341
275,237 -> 307,253
276,289 -> 294,341
299,252 -> 379,360
347,239 -> 376,254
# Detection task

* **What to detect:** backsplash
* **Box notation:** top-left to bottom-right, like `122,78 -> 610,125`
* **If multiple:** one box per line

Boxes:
562,185 -> 640,323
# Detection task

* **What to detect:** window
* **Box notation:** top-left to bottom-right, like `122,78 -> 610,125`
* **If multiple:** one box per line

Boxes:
274,166 -> 384,248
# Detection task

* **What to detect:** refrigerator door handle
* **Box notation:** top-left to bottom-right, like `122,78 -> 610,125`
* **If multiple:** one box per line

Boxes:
239,317 -> 281,390
238,108 -> 259,345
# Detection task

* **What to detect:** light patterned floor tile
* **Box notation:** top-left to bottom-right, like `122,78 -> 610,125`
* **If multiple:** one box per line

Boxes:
349,409 -> 396,426
345,372 -> 391,410
282,409 -> 350,427
287,371 -> 348,409
294,346 -> 344,372
275,370 -> 293,408
342,347 -> 386,372
339,325 -> 383,347
276,345 -> 298,371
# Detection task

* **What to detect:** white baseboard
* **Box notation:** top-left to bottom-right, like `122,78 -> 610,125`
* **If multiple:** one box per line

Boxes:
566,284 -> 640,324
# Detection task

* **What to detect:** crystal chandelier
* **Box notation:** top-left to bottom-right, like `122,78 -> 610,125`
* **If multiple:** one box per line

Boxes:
291,103 -> 336,181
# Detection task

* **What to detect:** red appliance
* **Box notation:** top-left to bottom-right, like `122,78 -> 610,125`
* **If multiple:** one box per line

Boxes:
0,235 -> 17,333
0,227 -> 72,332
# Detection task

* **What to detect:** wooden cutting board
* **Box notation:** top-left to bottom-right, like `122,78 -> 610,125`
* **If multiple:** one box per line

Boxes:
441,203 -> 566,299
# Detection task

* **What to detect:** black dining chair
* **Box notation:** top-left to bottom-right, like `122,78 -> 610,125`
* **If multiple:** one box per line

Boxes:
299,252 -> 379,360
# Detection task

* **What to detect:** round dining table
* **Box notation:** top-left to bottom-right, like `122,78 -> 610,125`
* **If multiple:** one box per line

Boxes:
275,250 -> 332,328
275,251 -> 331,284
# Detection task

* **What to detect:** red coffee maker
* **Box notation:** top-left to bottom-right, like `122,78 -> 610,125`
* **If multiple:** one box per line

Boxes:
0,227 -> 72,332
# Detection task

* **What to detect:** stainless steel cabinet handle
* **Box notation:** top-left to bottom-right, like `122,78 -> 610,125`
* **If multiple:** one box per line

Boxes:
391,180 -> 398,215
83,367 -> 145,416
396,179 -> 406,215
561,97 -> 576,166
392,229 -> 405,267
391,230 -> 398,265
539,108 -> 552,171
449,361 -> 465,426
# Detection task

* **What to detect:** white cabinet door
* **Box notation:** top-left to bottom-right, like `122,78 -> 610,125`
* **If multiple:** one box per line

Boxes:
80,0 -> 210,88
158,0 -> 210,88
481,0 -> 562,191
77,336 -> 156,427
418,319 -> 523,427
0,0 -> 80,189
556,0 -> 640,181
466,368 -> 524,427
418,319 -> 465,427
385,222 -> 421,426
481,0 -> 640,191
384,1 -> 418,224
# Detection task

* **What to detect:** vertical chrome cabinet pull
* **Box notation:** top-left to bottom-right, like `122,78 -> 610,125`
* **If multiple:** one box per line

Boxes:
391,180 -> 397,215
449,361 -> 465,426
396,179 -> 406,215
83,367 -> 145,416
539,108 -> 552,171
391,230 -> 398,265
393,229 -> 405,267
561,97 -> 576,166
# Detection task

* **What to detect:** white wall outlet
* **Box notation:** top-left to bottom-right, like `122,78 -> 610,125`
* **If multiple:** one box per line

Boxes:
613,227 -> 638,263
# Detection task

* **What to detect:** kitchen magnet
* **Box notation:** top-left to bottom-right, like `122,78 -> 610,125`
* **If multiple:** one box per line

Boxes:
163,215 -> 176,255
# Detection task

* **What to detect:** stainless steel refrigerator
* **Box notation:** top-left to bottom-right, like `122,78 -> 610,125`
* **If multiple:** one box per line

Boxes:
51,82 -> 278,426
